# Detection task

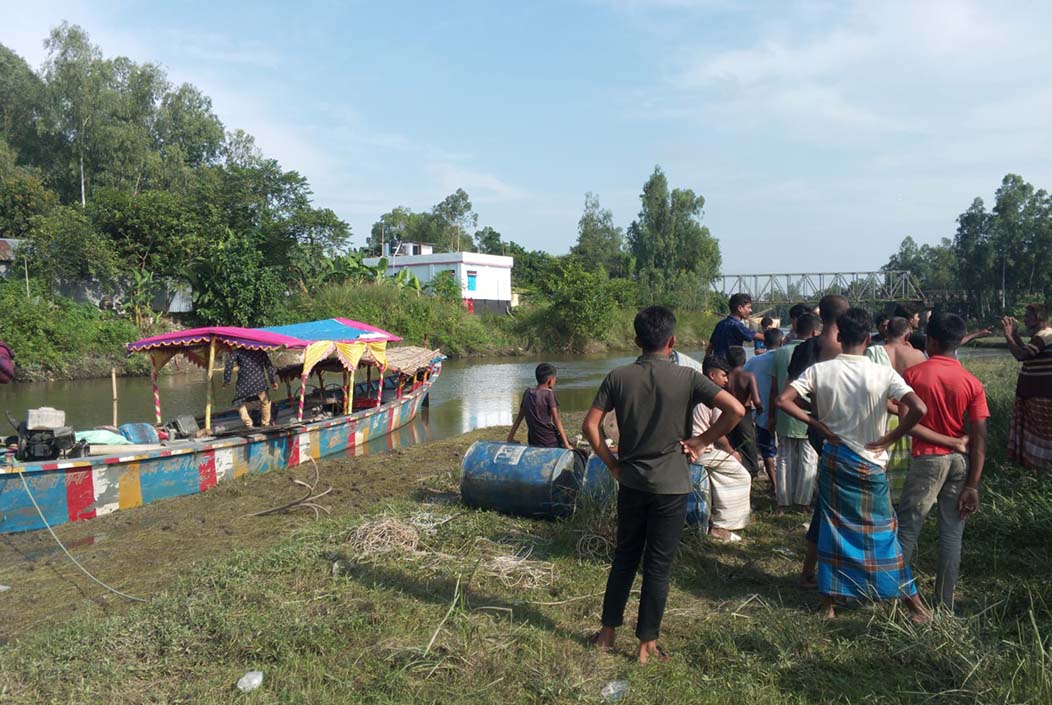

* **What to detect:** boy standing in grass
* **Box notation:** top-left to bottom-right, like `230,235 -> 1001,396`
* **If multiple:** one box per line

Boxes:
507,363 -> 573,449
584,306 -> 744,663
897,313 -> 989,611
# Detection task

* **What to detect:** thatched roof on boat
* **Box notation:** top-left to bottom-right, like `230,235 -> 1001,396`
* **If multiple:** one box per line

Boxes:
383,346 -> 444,375
274,346 -> 442,382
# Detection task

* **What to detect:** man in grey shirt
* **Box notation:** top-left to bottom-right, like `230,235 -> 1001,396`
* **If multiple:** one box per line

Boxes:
583,306 -> 744,663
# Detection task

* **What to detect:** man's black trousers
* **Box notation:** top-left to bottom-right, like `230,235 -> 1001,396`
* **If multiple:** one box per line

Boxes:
601,485 -> 688,641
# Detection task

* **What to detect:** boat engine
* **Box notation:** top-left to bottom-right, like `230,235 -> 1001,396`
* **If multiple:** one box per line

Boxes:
6,407 -> 76,462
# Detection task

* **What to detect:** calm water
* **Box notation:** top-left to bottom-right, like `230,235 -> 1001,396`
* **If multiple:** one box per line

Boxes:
0,347 -> 1011,456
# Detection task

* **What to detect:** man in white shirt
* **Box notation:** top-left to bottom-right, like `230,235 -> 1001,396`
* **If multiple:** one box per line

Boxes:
776,307 -> 930,622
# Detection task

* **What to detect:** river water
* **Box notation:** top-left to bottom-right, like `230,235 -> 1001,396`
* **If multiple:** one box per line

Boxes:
0,347 -> 1011,456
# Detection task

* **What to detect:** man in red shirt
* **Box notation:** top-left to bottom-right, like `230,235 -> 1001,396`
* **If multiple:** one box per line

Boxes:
898,312 -> 989,611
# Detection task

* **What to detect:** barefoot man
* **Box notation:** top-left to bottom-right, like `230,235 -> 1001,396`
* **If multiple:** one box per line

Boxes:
776,308 -> 930,622
584,306 -> 744,663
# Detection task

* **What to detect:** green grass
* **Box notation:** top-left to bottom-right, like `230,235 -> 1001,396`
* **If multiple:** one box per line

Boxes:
1,367 -> 1049,704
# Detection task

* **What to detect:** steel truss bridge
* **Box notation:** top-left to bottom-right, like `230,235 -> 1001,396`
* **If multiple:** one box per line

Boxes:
712,270 -> 925,305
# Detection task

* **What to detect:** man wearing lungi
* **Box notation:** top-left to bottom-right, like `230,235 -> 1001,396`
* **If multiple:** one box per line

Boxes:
583,306 -> 744,663
777,308 -> 930,622
1003,303 -> 1052,470
692,355 -> 752,542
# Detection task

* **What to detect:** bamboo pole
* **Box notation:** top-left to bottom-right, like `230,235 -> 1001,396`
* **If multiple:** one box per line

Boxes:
111,368 -> 118,427
343,370 -> 350,415
205,338 -> 217,433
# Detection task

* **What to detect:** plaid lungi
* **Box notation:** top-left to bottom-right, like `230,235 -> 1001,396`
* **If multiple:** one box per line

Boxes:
1009,396 -> 1052,471
884,415 -> 911,505
816,443 -> 917,600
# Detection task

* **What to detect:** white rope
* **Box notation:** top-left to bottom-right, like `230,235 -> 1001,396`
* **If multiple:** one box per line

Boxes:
18,471 -> 146,603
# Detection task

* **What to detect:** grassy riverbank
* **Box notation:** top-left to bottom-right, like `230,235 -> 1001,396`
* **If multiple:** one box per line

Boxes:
1,365 -> 1049,704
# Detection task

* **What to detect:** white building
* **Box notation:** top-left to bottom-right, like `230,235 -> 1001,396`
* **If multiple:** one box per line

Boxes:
364,247 -> 514,314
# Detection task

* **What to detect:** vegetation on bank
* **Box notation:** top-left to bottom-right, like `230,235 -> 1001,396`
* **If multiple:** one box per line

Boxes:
2,24 -> 726,377
0,362 -> 1049,704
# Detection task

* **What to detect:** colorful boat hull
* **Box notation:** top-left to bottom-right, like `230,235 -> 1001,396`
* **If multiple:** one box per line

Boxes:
0,364 -> 441,534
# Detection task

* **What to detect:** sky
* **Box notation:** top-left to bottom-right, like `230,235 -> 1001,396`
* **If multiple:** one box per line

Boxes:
3,0 -> 1052,273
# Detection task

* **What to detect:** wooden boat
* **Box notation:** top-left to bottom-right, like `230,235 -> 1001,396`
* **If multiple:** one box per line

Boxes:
0,318 -> 443,534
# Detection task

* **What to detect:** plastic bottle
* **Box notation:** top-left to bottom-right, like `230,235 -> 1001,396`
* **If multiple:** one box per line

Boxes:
599,680 -> 629,702
236,670 -> 263,693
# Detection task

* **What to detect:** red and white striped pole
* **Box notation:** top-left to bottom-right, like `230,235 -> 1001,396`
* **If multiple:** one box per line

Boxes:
297,372 -> 307,422
151,365 -> 161,424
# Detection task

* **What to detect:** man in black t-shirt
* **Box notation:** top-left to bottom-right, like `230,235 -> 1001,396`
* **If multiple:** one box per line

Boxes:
583,306 -> 744,664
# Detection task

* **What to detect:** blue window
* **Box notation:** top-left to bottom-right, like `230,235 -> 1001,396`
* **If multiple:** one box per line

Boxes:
466,271 -> 477,292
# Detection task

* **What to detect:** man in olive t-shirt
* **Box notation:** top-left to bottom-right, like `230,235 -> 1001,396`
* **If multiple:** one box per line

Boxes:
583,306 -> 744,664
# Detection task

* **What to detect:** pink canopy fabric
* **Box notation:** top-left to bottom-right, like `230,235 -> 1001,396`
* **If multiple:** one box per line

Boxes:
127,318 -> 401,354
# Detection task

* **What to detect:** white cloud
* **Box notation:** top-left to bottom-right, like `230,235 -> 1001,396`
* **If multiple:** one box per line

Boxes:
669,0 -> 1052,140
427,163 -> 529,203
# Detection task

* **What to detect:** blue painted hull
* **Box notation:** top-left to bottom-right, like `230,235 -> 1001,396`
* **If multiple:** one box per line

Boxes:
0,364 -> 441,534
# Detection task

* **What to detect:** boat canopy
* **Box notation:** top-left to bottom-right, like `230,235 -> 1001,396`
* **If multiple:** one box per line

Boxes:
128,317 -> 402,376
127,319 -> 412,428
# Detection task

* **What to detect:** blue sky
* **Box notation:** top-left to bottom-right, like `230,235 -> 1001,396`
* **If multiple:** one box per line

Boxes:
4,0 -> 1052,272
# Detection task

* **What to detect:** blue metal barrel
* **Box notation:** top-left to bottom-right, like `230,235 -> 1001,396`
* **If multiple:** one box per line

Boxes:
461,442 -> 582,518
686,464 -> 711,527
579,453 -> 617,508
582,456 -> 710,526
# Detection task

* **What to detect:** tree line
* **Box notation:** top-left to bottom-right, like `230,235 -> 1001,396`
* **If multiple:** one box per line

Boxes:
883,174 -> 1052,316
0,23 -> 723,346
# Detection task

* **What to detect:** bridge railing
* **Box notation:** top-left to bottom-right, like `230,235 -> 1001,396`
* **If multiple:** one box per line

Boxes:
711,271 -> 925,304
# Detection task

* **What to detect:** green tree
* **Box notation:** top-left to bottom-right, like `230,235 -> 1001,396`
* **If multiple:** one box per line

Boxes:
504,241 -> 558,292
427,270 -> 462,304
41,23 -> 112,205
627,166 -> 721,308
571,193 -> 630,278
88,188 -> 204,278
155,83 -> 224,169
431,188 -> 477,251
0,45 -> 49,166
0,139 -> 58,239
92,56 -> 168,194
882,235 -> 957,290
188,230 -> 282,326
23,205 -> 118,289
544,262 -> 620,351
474,225 -> 504,254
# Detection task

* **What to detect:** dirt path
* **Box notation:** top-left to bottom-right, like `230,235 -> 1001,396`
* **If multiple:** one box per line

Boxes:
0,425 -> 505,642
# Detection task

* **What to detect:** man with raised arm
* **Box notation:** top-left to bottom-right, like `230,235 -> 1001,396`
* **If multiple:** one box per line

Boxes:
707,293 -> 764,361
584,306 -> 744,663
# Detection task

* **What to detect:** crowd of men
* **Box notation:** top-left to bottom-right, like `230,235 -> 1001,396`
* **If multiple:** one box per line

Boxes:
578,297 -> 998,662
504,294 -> 1051,663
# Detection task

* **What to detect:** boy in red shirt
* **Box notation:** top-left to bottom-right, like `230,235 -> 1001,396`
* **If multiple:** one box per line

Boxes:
898,312 -> 989,611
